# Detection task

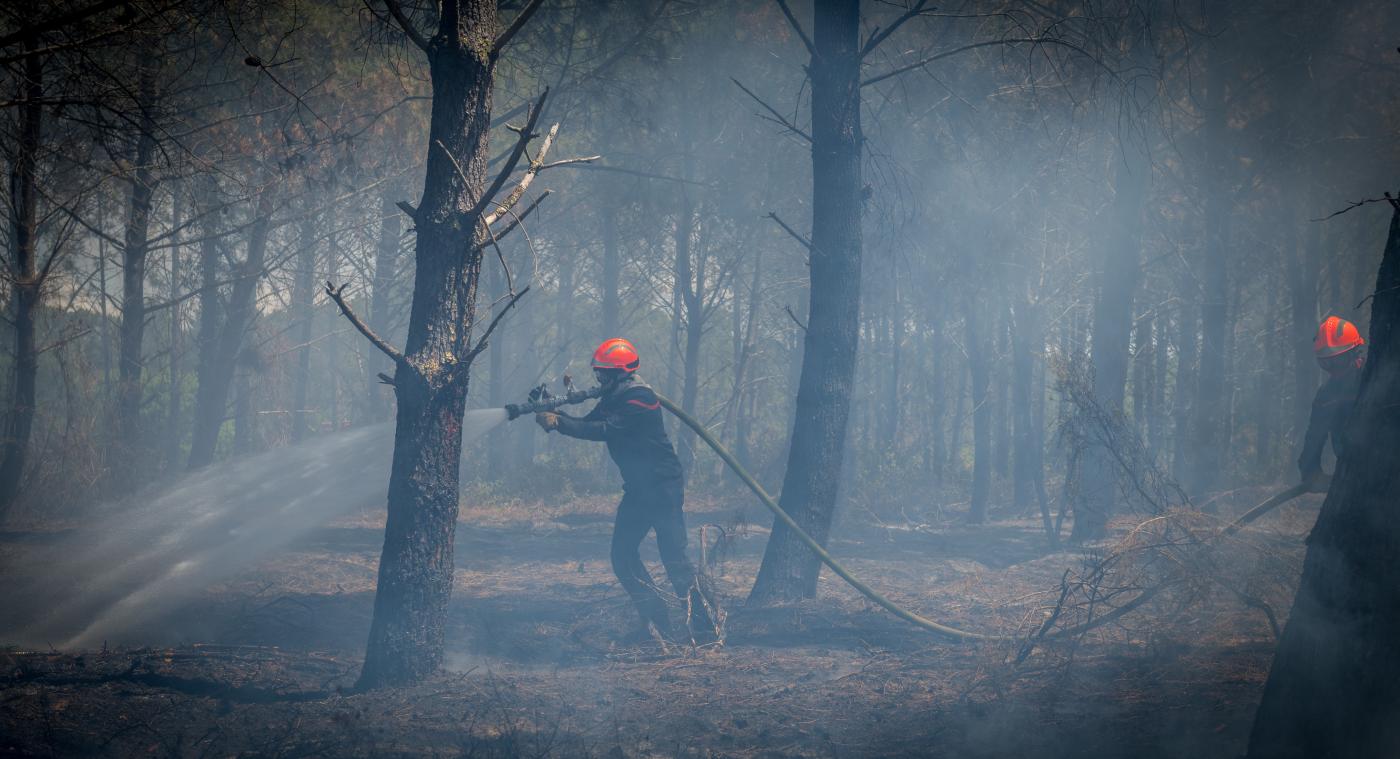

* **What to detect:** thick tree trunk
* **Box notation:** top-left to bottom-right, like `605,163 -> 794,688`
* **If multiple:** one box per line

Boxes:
1246,204 -> 1400,758
358,0 -> 499,688
187,190 -> 275,469
749,0 -> 862,603
0,46 -> 42,517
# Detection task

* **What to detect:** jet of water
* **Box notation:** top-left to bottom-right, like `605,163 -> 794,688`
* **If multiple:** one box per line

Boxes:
0,407 -> 512,648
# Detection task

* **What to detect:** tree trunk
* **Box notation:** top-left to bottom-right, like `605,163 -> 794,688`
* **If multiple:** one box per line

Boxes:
164,192 -> 184,472
601,205 -> 621,337
364,195 -> 403,423
1288,207 -> 1321,445
290,214 -> 318,443
968,297 -> 992,524
358,0 -> 501,688
1188,13 -> 1233,500
749,0 -> 862,603
1074,133 -> 1149,541
187,189 -> 275,469
1246,203 -> 1400,759
0,44 -> 42,517
110,66 -> 160,492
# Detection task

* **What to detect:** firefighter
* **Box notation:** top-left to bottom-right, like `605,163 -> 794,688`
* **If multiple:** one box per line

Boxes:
535,338 -> 716,644
1298,316 -> 1366,492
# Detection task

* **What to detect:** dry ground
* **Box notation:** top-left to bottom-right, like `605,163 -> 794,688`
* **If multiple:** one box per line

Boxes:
0,487 -> 1319,757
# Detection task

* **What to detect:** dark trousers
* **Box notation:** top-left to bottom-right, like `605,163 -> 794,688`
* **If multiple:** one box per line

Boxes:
611,480 -> 712,633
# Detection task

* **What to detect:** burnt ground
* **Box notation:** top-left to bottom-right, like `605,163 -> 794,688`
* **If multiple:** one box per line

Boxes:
0,488 -> 1318,758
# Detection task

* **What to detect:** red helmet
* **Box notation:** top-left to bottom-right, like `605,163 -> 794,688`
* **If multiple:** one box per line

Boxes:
592,338 -> 640,373
1313,316 -> 1364,359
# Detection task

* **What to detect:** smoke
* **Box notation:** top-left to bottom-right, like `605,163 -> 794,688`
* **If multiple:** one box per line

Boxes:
0,408 -> 510,649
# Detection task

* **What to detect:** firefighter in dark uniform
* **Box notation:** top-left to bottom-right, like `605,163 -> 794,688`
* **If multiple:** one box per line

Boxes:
535,338 -> 716,643
1298,316 -> 1366,493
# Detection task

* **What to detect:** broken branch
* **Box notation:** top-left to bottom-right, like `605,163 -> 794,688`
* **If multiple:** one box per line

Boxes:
732,78 -> 811,142
483,122 -> 559,227
474,89 -> 549,222
324,281 -> 406,365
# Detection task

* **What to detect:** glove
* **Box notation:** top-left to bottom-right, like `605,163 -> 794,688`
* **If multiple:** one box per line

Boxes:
535,412 -> 559,432
1301,469 -> 1332,494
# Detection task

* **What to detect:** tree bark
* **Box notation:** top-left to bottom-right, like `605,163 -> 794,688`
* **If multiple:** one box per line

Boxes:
1246,203 -> 1400,759
358,0 -> 501,688
749,0 -> 862,603
0,43 -> 43,517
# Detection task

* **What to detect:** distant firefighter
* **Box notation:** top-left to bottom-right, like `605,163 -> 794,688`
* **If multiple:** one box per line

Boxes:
534,338 -> 717,644
1298,316 -> 1366,492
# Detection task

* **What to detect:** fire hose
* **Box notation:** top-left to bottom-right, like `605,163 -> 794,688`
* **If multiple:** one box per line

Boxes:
507,382 -> 1316,644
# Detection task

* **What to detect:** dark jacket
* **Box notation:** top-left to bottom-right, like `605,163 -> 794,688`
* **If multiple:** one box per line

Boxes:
555,377 -> 684,489
1297,368 -> 1362,477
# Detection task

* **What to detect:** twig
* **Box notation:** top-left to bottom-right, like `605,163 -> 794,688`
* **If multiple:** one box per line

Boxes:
784,305 -> 807,332
732,78 -> 811,142
1312,192 -> 1399,221
324,281 -> 406,364
466,286 -> 530,362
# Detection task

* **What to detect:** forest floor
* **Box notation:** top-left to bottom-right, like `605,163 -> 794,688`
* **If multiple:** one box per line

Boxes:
0,486 -> 1319,758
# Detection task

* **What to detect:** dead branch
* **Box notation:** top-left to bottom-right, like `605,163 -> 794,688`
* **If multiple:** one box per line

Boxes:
324,281 -> 406,365
465,286 -> 530,362
492,0 -> 546,58
483,123 -> 559,227
1312,192 -> 1400,221
773,0 -> 815,57
766,211 -> 815,253
731,78 -> 811,142
474,89 -> 549,222
488,189 -> 549,244
379,0 -> 430,53
860,0 -> 930,59
538,155 -> 601,171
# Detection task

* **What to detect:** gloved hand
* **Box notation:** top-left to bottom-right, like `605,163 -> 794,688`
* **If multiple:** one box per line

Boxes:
1301,469 -> 1332,493
535,412 -> 559,432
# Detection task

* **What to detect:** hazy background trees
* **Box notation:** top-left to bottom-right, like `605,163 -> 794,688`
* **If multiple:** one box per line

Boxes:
1,0 -> 1398,602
